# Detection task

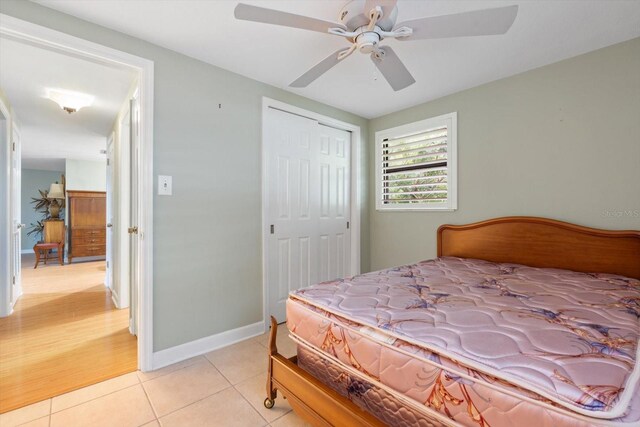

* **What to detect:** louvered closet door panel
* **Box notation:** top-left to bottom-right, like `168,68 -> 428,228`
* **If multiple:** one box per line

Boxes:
266,108 -> 320,322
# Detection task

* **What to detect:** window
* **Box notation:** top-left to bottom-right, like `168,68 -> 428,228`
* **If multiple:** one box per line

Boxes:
375,112 -> 457,211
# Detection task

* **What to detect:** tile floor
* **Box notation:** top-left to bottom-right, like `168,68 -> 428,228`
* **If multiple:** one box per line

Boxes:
0,324 -> 310,427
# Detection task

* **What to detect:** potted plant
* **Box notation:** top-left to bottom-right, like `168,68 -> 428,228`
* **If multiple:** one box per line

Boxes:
26,175 -> 66,243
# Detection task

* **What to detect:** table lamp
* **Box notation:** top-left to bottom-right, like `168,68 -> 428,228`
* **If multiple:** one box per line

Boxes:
47,183 -> 65,219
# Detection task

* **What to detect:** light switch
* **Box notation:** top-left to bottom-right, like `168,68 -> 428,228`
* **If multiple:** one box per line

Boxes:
158,175 -> 172,195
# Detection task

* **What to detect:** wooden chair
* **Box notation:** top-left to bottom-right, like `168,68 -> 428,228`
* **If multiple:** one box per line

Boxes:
33,220 -> 66,269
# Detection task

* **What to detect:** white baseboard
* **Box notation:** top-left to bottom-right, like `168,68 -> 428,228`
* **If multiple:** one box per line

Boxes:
9,290 -> 22,312
72,256 -> 105,262
151,320 -> 265,371
111,289 -> 120,308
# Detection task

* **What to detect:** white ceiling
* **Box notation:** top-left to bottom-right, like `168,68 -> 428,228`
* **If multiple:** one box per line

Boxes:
0,36 -> 137,169
34,0 -> 640,119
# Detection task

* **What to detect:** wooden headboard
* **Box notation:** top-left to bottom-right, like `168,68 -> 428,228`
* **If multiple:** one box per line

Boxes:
437,217 -> 640,279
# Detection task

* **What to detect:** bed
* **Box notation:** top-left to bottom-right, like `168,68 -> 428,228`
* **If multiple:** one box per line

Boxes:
264,217 -> 640,426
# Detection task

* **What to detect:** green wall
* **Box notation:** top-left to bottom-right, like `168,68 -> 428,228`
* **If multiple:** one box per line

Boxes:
368,38 -> 640,270
0,0 -> 369,351
20,168 -> 65,249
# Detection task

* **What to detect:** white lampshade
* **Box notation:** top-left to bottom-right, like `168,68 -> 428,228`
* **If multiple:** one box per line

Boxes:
48,183 -> 65,200
47,89 -> 94,113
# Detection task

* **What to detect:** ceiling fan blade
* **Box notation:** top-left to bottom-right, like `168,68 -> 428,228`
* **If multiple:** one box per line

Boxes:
290,48 -> 352,88
363,0 -> 397,19
395,5 -> 518,40
234,3 -> 345,34
370,46 -> 415,91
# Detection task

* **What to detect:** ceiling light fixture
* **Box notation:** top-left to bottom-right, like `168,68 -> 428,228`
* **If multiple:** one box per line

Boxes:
46,89 -> 94,114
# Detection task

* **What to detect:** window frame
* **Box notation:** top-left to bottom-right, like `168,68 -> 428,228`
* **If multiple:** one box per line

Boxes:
375,112 -> 457,212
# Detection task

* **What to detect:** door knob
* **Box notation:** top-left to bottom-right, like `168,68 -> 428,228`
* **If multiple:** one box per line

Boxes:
106,223 -> 113,228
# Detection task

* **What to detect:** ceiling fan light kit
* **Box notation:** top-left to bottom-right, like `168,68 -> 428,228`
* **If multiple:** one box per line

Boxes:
235,0 -> 518,91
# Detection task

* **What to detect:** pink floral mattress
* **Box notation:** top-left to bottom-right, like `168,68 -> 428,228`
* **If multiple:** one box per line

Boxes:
287,257 -> 640,422
296,344 -> 450,427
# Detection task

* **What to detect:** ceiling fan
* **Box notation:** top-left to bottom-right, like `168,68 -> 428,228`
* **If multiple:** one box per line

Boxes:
234,0 -> 518,91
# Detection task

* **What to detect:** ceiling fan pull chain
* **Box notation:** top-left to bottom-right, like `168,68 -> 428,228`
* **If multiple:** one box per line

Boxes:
370,51 -> 379,82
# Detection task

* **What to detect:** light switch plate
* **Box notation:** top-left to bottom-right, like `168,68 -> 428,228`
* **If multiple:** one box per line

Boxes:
158,175 -> 172,195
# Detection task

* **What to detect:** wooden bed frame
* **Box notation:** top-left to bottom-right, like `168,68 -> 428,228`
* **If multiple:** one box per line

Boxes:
265,216 -> 640,426
437,216 -> 640,279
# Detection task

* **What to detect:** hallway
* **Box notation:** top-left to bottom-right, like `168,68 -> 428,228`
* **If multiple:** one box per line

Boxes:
0,254 -> 136,413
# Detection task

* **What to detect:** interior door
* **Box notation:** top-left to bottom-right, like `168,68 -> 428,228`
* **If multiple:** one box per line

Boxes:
265,107 -> 351,322
105,134 -> 114,290
117,108 -> 131,309
10,126 -> 22,307
128,96 -> 140,336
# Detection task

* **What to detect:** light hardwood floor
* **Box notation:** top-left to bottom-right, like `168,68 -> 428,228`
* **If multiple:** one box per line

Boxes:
0,324 -> 306,427
0,254 -> 137,413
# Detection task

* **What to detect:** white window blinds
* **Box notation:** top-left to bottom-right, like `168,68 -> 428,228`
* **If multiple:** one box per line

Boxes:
376,113 -> 457,211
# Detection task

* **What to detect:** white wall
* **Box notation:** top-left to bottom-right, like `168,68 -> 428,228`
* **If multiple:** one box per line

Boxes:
65,159 -> 106,192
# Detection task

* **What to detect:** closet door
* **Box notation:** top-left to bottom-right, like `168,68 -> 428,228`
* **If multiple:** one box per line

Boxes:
317,124 -> 351,283
264,107 -> 351,322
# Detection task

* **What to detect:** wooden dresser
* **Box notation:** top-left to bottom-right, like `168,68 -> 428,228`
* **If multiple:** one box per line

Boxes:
67,190 -> 106,263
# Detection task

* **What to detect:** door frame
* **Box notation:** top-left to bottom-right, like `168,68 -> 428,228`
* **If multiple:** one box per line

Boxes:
115,105 -> 132,309
0,14 -> 155,371
260,97 -> 362,331
10,122 -> 22,308
105,132 -> 114,292
0,96 -> 12,316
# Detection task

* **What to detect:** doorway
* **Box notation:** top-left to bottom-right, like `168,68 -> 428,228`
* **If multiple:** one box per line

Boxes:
262,98 -> 362,324
0,14 -> 154,412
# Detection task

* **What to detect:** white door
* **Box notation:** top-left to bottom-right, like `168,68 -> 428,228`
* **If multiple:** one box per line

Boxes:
10,126 -> 22,306
116,108 -> 131,309
105,134 -> 114,290
128,96 -> 140,335
265,108 -> 351,322
317,124 -> 351,283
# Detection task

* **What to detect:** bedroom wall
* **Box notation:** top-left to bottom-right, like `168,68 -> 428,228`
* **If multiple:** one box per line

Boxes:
20,168 -> 64,249
368,37 -> 640,270
0,1 -> 369,351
